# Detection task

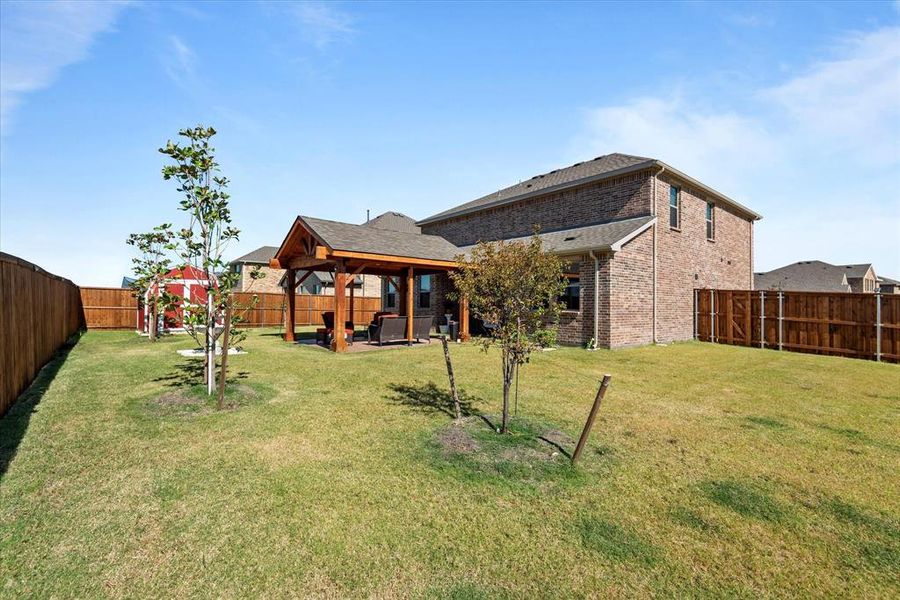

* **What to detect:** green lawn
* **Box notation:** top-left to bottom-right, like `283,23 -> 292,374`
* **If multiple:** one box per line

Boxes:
1,329 -> 898,598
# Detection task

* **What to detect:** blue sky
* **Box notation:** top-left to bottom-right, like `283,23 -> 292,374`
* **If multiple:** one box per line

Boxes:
1,0 -> 898,285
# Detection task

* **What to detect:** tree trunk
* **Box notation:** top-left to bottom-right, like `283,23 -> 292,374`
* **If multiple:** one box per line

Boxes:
501,352 -> 511,433
217,297 -> 232,410
206,291 -> 215,395
149,301 -> 157,342
441,336 -> 462,421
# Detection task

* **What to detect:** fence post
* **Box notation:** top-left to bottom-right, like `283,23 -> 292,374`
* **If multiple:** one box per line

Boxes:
777,291 -> 783,351
693,289 -> 698,340
759,290 -> 765,348
875,293 -> 882,362
710,289 -> 715,343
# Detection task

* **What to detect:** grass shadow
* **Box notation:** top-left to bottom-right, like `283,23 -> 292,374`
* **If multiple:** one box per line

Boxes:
1,332 -> 81,479
152,359 -> 249,389
577,516 -> 658,565
699,479 -> 787,522
386,381 -> 479,419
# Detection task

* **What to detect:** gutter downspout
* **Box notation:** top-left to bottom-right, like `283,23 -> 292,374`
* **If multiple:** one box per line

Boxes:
588,250 -> 600,350
652,164 -> 666,344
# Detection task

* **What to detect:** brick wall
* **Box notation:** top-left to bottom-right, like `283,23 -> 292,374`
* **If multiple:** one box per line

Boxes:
608,229 -> 654,347
422,171 -> 654,245
654,175 -> 753,343
239,265 -> 285,293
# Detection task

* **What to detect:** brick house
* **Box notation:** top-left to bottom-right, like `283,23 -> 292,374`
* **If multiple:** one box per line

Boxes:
271,153 -> 760,350
410,153 -> 760,347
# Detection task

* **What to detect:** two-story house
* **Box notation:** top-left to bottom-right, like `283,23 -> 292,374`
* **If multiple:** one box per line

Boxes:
406,153 -> 759,347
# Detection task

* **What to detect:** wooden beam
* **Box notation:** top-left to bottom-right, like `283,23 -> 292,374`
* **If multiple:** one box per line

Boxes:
459,296 -> 470,341
349,278 -> 356,326
406,267 -> 414,343
331,264 -> 348,352
328,249 -> 458,269
284,268 -> 296,342
314,245 -> 329,260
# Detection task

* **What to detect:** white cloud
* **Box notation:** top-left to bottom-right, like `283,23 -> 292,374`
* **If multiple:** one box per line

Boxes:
575,27 -> 900,274
162,34 -> 198,89
0,0 -> 131,136
289,1 -> 355,49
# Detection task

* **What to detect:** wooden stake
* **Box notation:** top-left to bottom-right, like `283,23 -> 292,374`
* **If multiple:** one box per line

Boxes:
217,297 -> 233,410
572,375 -> 612,464
441,335 -> 462,420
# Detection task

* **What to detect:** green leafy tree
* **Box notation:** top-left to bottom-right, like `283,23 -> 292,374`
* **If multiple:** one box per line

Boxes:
159,125 -> 242,395
126,224 -> 175,341
449,235 -> 566,433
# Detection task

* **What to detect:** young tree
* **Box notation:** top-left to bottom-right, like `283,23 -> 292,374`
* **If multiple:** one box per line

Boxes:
126,224 -> 175,341
449,235 -> 566,433
159,125 -> 241,395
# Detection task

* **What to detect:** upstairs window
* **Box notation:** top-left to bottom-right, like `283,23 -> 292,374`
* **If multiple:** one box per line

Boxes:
385,281 -> 397,308
706,201 -> 715,240
418,275 -> 432,308
669,186 -> 681,229
560,277 -> 580,311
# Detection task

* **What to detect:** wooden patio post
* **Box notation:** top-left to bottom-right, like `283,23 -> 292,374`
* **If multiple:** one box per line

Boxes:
459,296 -> 470,341
285,268 -> 296,342
332,264 -> 348,352
406,266 -> 414,344
349,276 -> 356,328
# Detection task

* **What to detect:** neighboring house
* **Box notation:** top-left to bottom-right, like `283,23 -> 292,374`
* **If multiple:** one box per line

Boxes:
276,269 -> 366,295
754,261 -> 879,293
121,276 -> 136,288
387,152 -> 760,348
877,276 -> 900,294
230,245 -> 377,296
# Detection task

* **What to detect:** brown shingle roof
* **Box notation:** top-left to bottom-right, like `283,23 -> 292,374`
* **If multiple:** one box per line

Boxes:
301,216 -> 461,262
231,246 -> 279,264
364,211 -> 421,234
456,215 -> 656,256
418,152 -> 761,225
754,261 -> 854,292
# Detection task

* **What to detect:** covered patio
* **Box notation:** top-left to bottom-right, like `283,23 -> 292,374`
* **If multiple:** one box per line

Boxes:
270,216 -> 469,352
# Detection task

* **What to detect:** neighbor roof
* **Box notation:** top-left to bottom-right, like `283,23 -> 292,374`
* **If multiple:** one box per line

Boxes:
754,261 -> 855,293
231,246 -> 278,265
300,216 -> 461,262
364,211 -> 420,234
842,263 -> 874,279
418,152 -> 761,225
456,215 -> 656,256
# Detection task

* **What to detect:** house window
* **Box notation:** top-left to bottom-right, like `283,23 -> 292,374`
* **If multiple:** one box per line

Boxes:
669,186 -> 680,229
706,202 -> 715,240
418,275 -> 432,309
385,281 -> 397,308
560,277 -> 580,311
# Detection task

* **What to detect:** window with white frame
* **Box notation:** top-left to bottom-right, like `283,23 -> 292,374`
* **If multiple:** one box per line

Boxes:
669,186 -> 681,229
706,201 -> 715,240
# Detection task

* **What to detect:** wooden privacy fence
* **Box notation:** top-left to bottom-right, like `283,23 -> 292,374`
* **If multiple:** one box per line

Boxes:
81,287 -> 138,329
233,292 -> 381,328
79,287 -> 382,330
695,289 -> 899,363
1,253 -> 85,416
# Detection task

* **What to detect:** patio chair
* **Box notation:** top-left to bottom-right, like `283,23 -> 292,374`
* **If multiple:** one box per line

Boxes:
367,315 -> 407,345
317,311 -> 354,346
412,316 -> 434,343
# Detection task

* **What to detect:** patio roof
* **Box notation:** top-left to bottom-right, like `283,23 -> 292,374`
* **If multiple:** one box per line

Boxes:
270,215 -> 470,351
